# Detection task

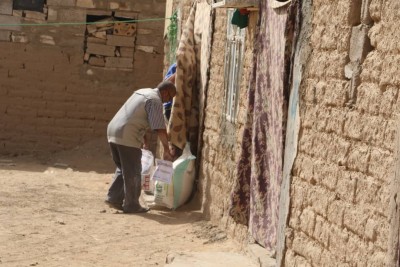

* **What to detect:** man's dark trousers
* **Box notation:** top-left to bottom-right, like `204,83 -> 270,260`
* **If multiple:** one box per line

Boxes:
107,142 -> 142,212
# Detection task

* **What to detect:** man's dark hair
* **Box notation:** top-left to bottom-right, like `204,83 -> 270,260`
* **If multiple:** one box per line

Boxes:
157,81 -> 176,96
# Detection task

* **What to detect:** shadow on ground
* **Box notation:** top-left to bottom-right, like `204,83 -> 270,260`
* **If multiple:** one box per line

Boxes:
0,138 -> 115,174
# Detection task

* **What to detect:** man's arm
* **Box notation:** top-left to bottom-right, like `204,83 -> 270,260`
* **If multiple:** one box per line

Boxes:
142,133 -> 148,150
144,97 -> 173,161
156,129 -> 173,161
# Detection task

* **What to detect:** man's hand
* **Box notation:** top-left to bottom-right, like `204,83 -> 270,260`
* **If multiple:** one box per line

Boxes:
142,143 -> 149,150
163,150 -> 173,161
156,129 -> 173,161
169,144 -> 176,157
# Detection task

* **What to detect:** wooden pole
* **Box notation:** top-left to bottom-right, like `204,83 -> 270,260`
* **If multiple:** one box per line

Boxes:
387,118 -> 400,267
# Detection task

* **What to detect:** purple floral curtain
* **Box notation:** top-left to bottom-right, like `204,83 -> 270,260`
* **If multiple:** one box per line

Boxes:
229,1 -> 290,250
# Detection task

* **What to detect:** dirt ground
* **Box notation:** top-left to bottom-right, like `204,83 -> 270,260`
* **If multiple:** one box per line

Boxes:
0,140 -> 252,267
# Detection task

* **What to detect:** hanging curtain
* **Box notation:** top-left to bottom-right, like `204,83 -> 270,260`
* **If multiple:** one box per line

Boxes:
229,0 -> 290,250
168,4 -> 197,151
168,1 -> 212,158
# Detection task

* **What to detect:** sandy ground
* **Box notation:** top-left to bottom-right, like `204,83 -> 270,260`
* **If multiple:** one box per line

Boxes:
0,140 -> 252,267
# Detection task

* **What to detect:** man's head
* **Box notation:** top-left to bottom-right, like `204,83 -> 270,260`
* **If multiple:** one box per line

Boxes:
157,81 -> 176,104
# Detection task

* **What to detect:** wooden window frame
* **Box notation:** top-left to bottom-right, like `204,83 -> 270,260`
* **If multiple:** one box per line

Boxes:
223,9 -> 245,123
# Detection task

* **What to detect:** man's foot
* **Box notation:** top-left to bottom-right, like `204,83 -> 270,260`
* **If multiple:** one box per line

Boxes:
123,207 -> 150,214
104,200 -> 123,210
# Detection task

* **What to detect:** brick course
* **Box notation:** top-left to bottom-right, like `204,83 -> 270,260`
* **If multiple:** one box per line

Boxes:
0,0 -> 166,155
284,0 -> 395,265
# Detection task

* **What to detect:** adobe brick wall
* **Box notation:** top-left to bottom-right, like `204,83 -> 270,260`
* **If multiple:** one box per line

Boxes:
284,0 -> 397,265
0,0 -> 166,155
197,8 -> 258,245
166,1 -> 259,248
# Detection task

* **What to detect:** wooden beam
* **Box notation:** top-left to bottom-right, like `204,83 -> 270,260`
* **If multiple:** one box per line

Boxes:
387,117 -> 400,266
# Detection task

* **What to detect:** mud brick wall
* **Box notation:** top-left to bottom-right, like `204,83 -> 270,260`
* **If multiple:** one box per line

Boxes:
163,0 -> 191,72
0,0 -> 166,155
198,8 -> 257,245
284,1 -> 399,266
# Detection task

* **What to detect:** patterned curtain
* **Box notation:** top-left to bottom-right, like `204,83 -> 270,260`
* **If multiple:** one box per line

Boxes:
168,1 -> 212,157
229,1 -> 290,250
168,5 -> 197,151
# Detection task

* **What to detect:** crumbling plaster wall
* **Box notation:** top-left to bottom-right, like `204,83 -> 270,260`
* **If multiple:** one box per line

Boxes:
0,0 -> 166,155
284,0 -> 399,266
198,8 -> 258,245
